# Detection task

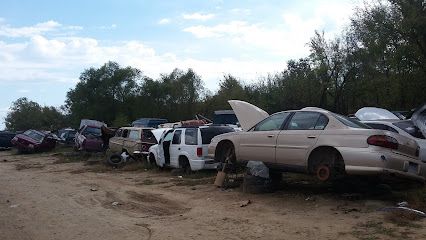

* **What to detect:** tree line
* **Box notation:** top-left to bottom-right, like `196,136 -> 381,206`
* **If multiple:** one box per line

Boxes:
4,0 -> 426,131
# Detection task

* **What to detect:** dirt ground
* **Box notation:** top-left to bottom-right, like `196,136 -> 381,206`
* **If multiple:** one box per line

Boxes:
1,149 -> 426,240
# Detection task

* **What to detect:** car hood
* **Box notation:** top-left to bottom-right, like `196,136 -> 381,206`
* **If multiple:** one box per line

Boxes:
151,128 -> 172,142
355,107 -> 400,121
228,100 -> 269,131
411,104 -> 426,139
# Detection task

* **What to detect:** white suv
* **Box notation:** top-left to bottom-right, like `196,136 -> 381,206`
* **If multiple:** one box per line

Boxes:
148,126 -> 234,171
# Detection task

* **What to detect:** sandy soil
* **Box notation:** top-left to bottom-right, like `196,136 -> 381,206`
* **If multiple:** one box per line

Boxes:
1,150 -> 426,240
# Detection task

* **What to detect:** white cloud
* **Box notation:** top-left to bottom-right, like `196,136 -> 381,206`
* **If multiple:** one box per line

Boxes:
230,8 -> 251,15
158,18 -> 171,25
183,12 -> 215,21
0,20 -> 61,37
17,89 -> 30,93
98,24 -> 117,30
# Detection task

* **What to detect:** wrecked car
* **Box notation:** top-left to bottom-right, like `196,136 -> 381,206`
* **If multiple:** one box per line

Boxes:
148,125 -> 235,171
207,100 -> 425,182
357,106 -> 426,163
108,126 -> 157,159
74,119 -> 115,152
11,130 -> 57,153
0,131 -> 16,150
57,128 -> 77,145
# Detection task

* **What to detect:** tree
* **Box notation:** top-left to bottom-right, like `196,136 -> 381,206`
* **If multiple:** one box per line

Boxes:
5,97 -> 67,131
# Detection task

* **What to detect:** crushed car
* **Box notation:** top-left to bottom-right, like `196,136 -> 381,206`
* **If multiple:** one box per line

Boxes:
11,130 -> 57,153
148,125 -> 235,172
74,119 -> 116,152
207,100 -> 425,182
56,128 -> 77,145
357,105 -> 426,163
0,131 -> 16,150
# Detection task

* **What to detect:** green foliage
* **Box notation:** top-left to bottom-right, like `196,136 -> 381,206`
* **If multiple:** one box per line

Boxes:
5,0 -> 425,128
5,97 -> 68,131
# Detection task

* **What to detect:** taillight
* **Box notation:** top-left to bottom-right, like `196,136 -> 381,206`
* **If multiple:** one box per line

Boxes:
367,135 -> 398,150
196,147 -> 203,157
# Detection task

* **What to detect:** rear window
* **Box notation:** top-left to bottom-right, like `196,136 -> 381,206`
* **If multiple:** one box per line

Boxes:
141,129 -> 157,143
333,114 -> 371,129
200,126 -> 235,144
393,121 -> 425,139
185,128 -> 198,145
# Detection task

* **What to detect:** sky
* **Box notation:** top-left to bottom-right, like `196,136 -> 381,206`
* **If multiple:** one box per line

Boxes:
0,0 -> 364,129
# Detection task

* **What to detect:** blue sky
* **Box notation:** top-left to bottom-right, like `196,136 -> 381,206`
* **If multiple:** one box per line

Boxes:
0,0 -> 363,129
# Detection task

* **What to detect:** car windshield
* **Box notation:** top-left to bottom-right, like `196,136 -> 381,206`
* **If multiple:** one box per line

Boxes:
333,113 -> 371,129
83,126 -> 102,137
23,130 -> 44,142
200,126 -> 235,144
393,120 -> 425,139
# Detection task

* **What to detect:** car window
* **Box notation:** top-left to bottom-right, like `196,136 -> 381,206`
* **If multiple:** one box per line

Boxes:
254,112 -> 290,131
141,129 -> 157,143
287,112 -> 327,130
314,114 -> 329,130
128,130 -> 140,140
24,130 -> 44,142
115,129 -> 122,137
333,113 -> 371,129
365,123 -> 399,133
163,131 -> 174,142
393,121 -> 425,139
122,129 -> 129,138
172,130 -> 182,144
185,128 -> 198,145
83,127 -> 102,136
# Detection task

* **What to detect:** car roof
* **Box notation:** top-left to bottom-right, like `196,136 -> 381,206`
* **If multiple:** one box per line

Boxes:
119,127 -> 154,130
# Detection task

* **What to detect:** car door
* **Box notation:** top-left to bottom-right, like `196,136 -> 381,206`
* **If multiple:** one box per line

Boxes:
159,130 -> 174,165
238,112 -> 290,163
170,129 -> 183,168
109,129 -> 124,152
276,111 -> 328,168
125,129 -> 141,154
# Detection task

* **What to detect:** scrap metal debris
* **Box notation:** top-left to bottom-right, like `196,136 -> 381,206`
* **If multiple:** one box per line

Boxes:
111,201 -> 120,206
239,200 -> 251,207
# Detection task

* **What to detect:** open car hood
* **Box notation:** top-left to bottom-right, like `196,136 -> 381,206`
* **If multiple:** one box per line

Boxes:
151,128 -> 172,142
355,107 -> 400,121
228,100 -> 269,131
411,104 -> 426,138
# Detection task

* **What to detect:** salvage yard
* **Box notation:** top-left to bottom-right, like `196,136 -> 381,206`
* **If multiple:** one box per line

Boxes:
1,149 -> 426,240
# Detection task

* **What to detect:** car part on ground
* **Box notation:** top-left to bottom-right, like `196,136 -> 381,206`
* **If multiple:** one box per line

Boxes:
11,129 -> 57,153
208,100 -> 425,183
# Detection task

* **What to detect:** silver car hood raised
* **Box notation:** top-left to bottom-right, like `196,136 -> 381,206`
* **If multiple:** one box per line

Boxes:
355,107 -> 399,121
411,104 -> 426,138
228,100 -> 269,131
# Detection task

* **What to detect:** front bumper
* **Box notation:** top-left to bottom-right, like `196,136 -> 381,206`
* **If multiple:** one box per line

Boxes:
339,147 -> 426,182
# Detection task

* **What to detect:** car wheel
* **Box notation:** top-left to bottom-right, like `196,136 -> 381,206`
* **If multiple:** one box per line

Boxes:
309,148 -> 344,182
107,154 -> 124,167
179,156 -> 192,174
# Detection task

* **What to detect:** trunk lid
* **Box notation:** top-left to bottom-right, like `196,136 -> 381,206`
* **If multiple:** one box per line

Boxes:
411,104 -> 426,139
388,132 -> 420,159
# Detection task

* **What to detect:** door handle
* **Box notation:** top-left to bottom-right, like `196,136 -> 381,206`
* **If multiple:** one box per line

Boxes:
267,135 -> 274,138
307,136 -> 317,139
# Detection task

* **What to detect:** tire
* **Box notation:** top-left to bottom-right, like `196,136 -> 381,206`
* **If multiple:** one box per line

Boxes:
148,153 -> 156,166
217,142 -> 238,173
179,156 -> 192,175
107,153 -> 124,167
309,149 -> 344,182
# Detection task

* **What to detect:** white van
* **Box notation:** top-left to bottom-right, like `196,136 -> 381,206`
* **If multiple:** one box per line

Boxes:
148,126 -> 235,171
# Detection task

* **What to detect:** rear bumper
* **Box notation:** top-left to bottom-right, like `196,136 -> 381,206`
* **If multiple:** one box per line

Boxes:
189,159 -> 219,171
338,147 -> 426,182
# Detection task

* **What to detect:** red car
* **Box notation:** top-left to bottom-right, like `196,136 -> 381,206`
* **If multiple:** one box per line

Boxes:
11,130 -> 57,153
